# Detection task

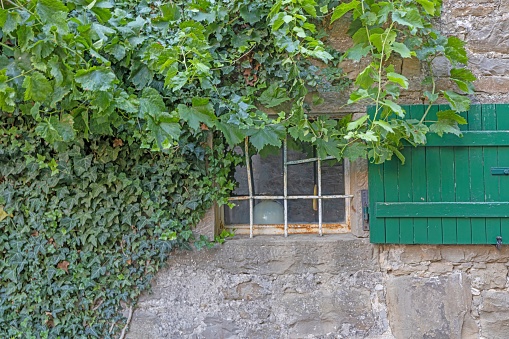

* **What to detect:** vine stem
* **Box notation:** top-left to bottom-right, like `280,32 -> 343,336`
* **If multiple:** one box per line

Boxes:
0,42 -> 13,50
372,21 -> 395,126
6,68 -> 35,82
118,304 -> 134,339
420,60 -> 437,124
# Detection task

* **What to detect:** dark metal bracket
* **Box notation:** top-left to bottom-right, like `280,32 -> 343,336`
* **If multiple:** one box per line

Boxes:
496,236 -> 503,251
361,189 -> 369,231
491,167 -> 509,175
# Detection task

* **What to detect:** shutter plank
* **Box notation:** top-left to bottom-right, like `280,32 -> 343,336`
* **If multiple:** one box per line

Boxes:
455,145 -> 472,243
376,202 -> 509,217
483,104 -> 501,244
439,105 -> 457,244
384,157 -> 400,243
399,141 -> 414,243
497,104 -> 509,243
426,107 -> 442,243
410,106 -> 427,243
368,107 -> 386,243
469,105 -> 487,243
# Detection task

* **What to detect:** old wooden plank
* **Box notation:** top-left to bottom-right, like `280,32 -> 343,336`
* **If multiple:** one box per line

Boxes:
376,202 -> 509,218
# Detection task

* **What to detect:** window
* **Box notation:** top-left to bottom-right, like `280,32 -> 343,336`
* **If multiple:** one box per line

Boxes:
223,137 -> 353,237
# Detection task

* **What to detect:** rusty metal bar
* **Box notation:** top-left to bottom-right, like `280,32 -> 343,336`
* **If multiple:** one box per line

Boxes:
317,157 -> 323,236
283,138 -> 288,237
228,194 -> 353,201
245,137 -> 254,238
286,156 -> 335,165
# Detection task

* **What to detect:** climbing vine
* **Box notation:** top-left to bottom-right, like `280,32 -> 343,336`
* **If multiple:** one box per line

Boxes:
0,0 -> 474,337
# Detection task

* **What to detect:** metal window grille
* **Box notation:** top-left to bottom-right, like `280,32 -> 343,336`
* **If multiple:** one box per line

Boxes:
227,137 -> 354,237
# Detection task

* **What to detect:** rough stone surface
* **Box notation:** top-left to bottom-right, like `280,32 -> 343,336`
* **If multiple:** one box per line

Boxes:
127,235 -> 388,339
386,272 -> 475,339
480,290 -> 509,339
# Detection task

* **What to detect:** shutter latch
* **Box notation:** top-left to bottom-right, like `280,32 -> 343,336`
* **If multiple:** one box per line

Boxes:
496,236 -> 503,250
361,189 -> 369,231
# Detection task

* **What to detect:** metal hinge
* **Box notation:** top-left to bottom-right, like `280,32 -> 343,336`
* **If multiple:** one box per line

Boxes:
361,189 -> 369,231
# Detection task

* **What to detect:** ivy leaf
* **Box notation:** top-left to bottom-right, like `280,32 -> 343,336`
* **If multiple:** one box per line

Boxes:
450,68 -> 476,94
343,142 -> 367,161
445,36 -> 468,65
416,0 -> 437,15
346,44 -> 371,61
73,155 -> 93,176
383,100 -> 405,118
217,121 -> 246,146
372,120 -> 394,133
355,66 -> 375,89
35,115 -> 75,143
0,76 -> 16,112
240,4 -> 263,24
23,72 -> 53,102
346,115 -> 369,131
75,67 -> 117,91
301,0 -> 317,17
392,9 -> 424,29
387,72 -> 409,89
392,42 -> 412,58
437,110 -> 468,125
139,87 -> 166,119
36,0 -> 68,24
158,3 -> 181,22
443,90 -> 470,112
178,98 -> 217,130
369,30 -> 397,54
430,119 -> 461,137
258,84 -> 291,108
248,125 -> 285,150
91,265 -> 106,279
315,138 -> 341,159
331,0 -> 359,23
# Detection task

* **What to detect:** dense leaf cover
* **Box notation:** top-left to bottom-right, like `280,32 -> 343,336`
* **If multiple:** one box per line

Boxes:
0,0 -> 474,337
0,112 -> 239,337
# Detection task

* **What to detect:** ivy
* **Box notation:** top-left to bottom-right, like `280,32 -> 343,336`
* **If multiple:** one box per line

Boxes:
0,110 -> 240,337
0,0 -> 474,337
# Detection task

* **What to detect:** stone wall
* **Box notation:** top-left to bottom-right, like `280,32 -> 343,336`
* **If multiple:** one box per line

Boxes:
128,1 -> 509,338
128,240 -> 509,339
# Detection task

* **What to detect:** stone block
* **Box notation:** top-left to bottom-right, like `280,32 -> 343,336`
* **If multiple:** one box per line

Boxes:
480,290 -> 509,339
470,263 -> 508,290
474,77 -> 509,94
128,236 -> 388,338
428,262 -> 454,273
386,272 -> 477,339
401,58 -> 422,78
397,245 -> 442,264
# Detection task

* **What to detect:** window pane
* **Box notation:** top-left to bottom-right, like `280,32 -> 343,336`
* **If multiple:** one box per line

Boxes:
225,142 -> 347,227
251,153 -> 283,196
323,198 -> 346,223
224,200 -> 249,225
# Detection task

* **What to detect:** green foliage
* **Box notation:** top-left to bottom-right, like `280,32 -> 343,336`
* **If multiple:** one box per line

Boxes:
0,110 -> 241,338
330,0 -> 475,163
0,0 -> 475,336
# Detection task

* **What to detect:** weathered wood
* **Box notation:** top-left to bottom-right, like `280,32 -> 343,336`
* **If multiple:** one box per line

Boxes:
376,202 -> 509,218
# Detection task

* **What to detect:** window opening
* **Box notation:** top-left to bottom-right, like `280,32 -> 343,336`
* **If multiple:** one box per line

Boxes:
225,137 -> 354,237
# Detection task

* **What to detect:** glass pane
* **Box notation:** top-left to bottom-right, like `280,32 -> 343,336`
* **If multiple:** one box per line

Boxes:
288,199 -> 316,223
323,198 -> 346,223
251,153 -> 283,196
224,200 -> 249,225
322,160 -> 345,195
253,199 -> 284,224
225,142 -> 347,226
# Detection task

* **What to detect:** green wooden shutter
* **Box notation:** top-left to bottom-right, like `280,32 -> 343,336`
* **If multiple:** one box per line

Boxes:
369,104 -> 509,244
